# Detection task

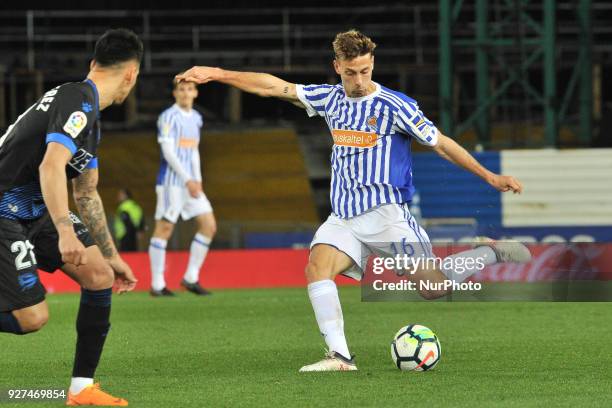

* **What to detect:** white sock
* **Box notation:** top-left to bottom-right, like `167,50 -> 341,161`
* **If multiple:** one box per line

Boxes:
307,279 -> 351,359
149,237 -> 167,291
183,233 -> 211,284
69,377 -> 93,394
439,246 -> 498,283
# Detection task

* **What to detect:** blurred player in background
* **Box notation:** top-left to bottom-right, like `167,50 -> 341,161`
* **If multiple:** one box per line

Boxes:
177,30 -> 530,371
0,29 -> 141,405
148,78 -> 216,297
114,188 -> 145,251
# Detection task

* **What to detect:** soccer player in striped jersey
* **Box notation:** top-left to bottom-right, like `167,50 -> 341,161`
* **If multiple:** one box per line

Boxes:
148,79 -> 216,297
176,30 -> 531,371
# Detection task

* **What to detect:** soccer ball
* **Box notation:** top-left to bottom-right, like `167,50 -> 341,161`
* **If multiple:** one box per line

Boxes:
391,324 -> 441,371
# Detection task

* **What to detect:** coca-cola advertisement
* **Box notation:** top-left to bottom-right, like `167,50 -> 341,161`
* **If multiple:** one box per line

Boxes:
361,243 -> 612,301
475,243 -> 612,282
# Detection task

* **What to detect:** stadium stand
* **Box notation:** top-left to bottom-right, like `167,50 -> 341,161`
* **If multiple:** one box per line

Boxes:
92,128 -> 318,248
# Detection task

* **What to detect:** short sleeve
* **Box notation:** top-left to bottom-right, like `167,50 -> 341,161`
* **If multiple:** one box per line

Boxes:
45,85 -> 96,155
157,111 -> 179,144
295,84 -> 336,118
85,157 -> 98,169
394,101 -> 438,147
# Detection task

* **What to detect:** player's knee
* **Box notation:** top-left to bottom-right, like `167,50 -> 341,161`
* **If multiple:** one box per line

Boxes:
200,223 -> 216,238
305,261 -> 333,283
208,222 -> 217,237
156,231 -> 172,241
17,309 -> 49,333
153,222 -> 174,240
81,263 -> 114,290
163,223 -> 174,235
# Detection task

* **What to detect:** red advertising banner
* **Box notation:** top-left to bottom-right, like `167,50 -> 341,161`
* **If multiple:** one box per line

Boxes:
40,244 -> 612,293
475,243 -> 612,281
40,248 -> 358,293
427,243 -> 612,282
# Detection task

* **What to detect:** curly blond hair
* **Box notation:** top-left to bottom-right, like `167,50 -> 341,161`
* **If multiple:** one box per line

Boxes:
332,30 -> 376,61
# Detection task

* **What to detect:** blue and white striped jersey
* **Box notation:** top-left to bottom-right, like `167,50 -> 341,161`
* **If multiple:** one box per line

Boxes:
296,82 -> 438,219
156,104 -> 203,186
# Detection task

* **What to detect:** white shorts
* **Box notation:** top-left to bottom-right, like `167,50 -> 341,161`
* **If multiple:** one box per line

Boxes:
154,185 -> 213,223
310,203 -> 433,280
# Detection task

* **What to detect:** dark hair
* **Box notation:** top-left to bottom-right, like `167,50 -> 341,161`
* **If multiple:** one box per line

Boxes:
94,28 -> 143,67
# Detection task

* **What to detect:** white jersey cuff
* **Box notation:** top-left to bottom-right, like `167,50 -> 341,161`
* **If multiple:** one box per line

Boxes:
295,85 -> 318,117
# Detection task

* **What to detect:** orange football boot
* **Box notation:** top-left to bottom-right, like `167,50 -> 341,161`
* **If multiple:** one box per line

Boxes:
66,383 -> 128,406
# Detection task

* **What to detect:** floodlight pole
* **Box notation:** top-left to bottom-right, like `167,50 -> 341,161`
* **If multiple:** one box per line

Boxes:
438,0 -> 454,136
543,0 -> 557,146
578,0 -> 592,144
475,0 -> 490,143
438,0 -> 593,147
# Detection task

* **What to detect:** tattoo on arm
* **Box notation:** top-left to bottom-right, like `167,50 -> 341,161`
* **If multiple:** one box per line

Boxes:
280,83 -> 304,108
73,170 -> 117,258
75,195 -> 116,258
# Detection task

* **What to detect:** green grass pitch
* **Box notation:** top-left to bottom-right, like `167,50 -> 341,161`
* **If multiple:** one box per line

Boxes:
1,287 -> 611,407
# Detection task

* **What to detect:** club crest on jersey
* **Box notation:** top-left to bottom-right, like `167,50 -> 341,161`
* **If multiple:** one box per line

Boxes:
63,111 -> 88,138
367,115 -> 378,131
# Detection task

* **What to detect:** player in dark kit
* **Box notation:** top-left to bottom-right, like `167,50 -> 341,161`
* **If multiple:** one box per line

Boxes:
0,29 -> 142,406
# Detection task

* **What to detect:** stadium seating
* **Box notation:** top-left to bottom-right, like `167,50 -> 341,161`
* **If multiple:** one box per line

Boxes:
94,128 -> 318,247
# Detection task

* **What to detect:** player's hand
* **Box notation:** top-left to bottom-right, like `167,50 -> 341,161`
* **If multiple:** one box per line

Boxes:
175,66 -> 221,84
58,231 -> 88,266
488,174 -> 523,194
186,180 -> 203,198
109,256 -> 138,294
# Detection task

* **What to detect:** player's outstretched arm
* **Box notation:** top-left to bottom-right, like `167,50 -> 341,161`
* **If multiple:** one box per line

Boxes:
40,143 -> 88,266
432,131 -> 523,194
72,169 -> 137,293
176,66 -> 305,108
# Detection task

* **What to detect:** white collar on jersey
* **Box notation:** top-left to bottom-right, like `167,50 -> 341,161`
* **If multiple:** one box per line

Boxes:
173,103 -> 194,117
343,82 -> 381,103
